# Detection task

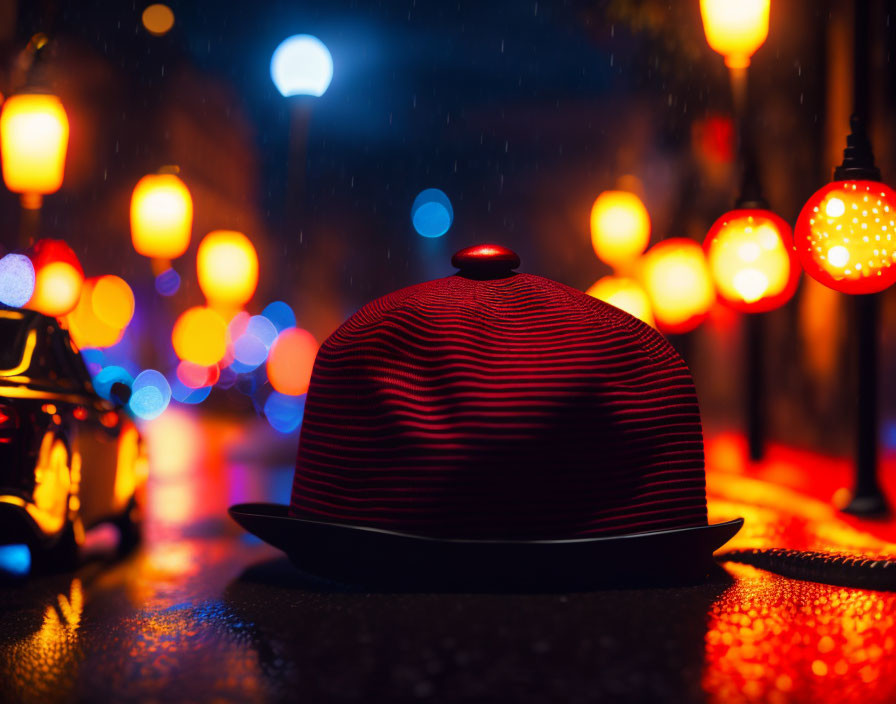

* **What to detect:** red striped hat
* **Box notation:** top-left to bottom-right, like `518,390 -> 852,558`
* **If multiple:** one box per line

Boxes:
231,245 -> 741,589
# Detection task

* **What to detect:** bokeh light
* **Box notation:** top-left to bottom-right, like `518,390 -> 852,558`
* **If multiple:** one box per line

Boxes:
0,544 -> 30,577
270,34 -> 334,98
0,253 -> 35,308
129,369 -> 171,420
154,267 -> 181,296
704,209 -> 799,312
267,327 -> 318,395
794,180 -> 896,294
172,306 -> 228,366
411,188 -> 454,238
699,0 -> 770,69
91,275 -> 135,329
92,366 -> 134,401
264,392 -> 307,433
640,238 -> 715,334
585,275 -> 655,326
141,4 -> 175,36
130,173 -> 193,260
176,360 -> 218,389
589,190 -> 651,269
171,378 -> 212,405
262,301 -> 296,332
27,261 -> 82,317
67,278 -> 128,348
0,93 -> 69,201
196,230 -> 259,308
25,238 -> 84,318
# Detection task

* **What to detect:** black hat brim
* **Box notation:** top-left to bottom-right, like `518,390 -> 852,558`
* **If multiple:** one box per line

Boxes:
229,503 -> 743,590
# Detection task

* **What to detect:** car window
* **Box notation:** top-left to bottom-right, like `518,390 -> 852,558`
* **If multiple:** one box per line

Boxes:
0,317 -> 29,371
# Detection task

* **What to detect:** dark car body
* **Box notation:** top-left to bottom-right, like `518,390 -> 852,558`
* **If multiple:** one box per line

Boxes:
0,308 -> 145,566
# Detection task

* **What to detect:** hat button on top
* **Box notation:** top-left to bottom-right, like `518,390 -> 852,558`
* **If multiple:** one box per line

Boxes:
452,244 -> 520,279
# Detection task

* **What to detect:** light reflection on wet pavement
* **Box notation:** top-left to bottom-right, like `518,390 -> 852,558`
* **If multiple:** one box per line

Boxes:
1,415 -> 895,703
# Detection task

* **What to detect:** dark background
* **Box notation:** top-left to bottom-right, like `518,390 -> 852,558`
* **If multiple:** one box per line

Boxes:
2,0 -> 896,458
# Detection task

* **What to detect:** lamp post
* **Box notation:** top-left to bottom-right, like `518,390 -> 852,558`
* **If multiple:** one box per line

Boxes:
0,91 -> 69,248
701,0 -> 783,462
793,0 -> 891,517
270,34 -> 333,223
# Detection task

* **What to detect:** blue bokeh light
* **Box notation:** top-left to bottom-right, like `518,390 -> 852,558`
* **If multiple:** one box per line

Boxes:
171,377 -> 212,405
411,188 -> 453,238
271,34 -> 333,98
93,366 -> 134,401
246,315 -> 278,349
261,301 -> 296,333
129,369 -> 171,420
0,544 -> 30,576
232,335 -> 268,370
264,392 -> 307,433
155,268 -> 181,297
0,253 -> 36,308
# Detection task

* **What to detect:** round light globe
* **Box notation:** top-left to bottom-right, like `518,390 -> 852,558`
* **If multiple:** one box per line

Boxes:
271,34 -> 333,98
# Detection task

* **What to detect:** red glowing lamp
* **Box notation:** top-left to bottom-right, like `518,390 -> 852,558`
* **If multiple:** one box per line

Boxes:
704,209 -> 799,312
794,180 -> 896,295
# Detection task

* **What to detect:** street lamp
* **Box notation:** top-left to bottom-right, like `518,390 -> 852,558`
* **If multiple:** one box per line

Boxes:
704,210 -> 798,313
0,91 -> 69,246
270,35 -> 333,99
130,170 -> 193,279
793,0 -> 891,516
699,0 -> 770,70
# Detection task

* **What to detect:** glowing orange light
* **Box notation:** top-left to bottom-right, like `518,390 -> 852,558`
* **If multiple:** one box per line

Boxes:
113,424 -> 143,511
142,4 -> 175,36
66,278 -> 125,349
589,190 -> 651,268
585,275 -> 655,326
794,180 -> 896,294
699,0 -> 770,69
639,238 -> 715,334
196,230 -> 259,308
90,275 -> 135,330
130,173 -> 193,260
267,327 -> 318,396
28,262 -> 82,317
25,238 -> 84,318
171,306 -> 228,366
704,209 -> 799,312
0,93 -> 69,205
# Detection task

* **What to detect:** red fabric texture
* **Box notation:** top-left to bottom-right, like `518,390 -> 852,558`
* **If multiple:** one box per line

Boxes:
289,270 -> 708,540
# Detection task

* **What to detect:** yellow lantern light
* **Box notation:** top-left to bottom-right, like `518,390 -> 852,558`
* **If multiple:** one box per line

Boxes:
130,173 -> 193,260
585,276 -> 655,327
196,230 -> 259,308
590,190 -> 650,269
0,93 -> 70,207
699,0 -> 770,69
639,238 -> 715,334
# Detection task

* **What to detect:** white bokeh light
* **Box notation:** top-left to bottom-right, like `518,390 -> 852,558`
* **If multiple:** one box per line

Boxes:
270,34 -> 333,98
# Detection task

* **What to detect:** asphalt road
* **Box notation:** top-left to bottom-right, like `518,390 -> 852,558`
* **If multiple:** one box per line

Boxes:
1,415 -> 895,703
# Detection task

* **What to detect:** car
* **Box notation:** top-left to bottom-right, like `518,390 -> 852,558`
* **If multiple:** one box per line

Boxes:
0,308 -> 146,574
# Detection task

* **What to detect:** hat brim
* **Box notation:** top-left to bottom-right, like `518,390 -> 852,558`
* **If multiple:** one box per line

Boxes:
229,503 -> 743,590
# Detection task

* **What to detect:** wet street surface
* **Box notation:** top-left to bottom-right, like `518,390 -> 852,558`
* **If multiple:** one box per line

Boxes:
1,416 -> 896,703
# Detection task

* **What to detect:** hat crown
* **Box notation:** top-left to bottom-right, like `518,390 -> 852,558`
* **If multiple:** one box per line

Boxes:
290,261 -> 707,540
